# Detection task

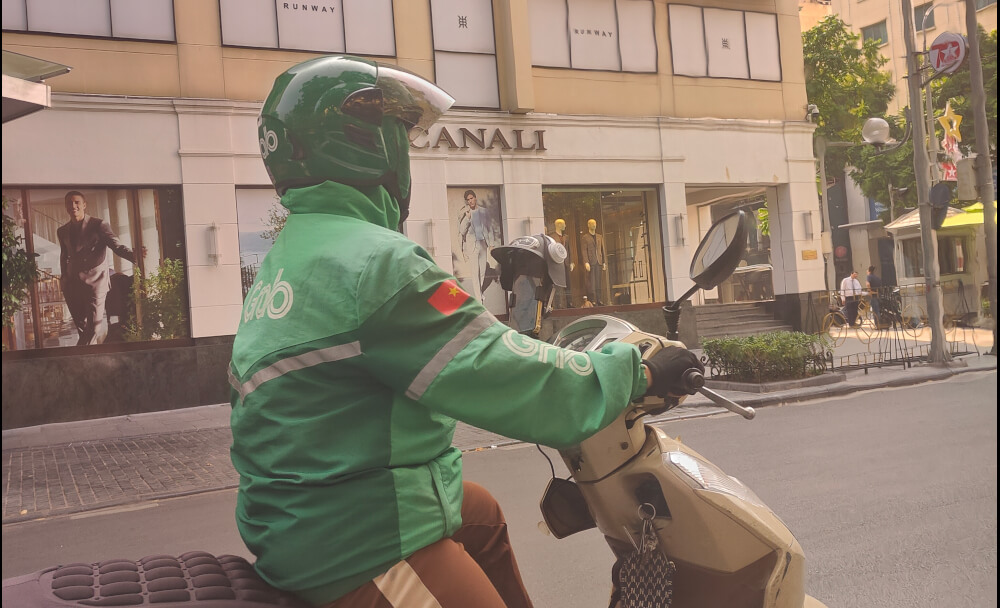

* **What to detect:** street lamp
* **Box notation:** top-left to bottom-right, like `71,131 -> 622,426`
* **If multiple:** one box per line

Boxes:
815,115 -> 912,289
861,118 -> 891,146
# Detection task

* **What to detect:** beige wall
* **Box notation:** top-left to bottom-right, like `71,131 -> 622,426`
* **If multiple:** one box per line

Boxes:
4,0 -> 810,122
832,0 -> 997,112
799,1 -> 832,32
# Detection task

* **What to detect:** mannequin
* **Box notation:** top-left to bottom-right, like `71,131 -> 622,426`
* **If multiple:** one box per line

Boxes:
549,218 -> 575,308
580,218 -> 607,306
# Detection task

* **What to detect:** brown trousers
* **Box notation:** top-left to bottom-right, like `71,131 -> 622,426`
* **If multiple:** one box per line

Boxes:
321,482 -> 535,608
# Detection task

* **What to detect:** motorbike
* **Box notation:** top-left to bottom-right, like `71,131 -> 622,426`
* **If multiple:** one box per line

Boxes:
3,211 -> 825,607
500,210 -> 825,608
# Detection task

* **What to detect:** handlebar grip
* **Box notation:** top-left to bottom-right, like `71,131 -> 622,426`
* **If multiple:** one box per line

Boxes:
682,368 -> 705,392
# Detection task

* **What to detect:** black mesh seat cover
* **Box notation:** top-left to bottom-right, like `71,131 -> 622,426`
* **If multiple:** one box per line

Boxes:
2,552 -> 310,608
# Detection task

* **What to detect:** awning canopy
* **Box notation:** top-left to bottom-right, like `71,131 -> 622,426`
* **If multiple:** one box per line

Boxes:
2,50 -> 71,123
884,202 -> 998,231
941,202 -> 998,228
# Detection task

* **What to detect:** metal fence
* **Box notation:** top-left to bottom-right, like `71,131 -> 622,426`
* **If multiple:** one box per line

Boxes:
241,264 -> 258,299
815,286 -> 985,372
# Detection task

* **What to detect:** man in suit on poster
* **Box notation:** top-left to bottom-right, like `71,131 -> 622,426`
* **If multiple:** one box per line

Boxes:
57,190 -> 137,345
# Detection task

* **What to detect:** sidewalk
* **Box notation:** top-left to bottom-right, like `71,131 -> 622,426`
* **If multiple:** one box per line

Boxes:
3,337 -> 995,524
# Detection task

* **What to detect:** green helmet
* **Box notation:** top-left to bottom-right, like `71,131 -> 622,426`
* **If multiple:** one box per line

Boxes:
258,55 -> 454,213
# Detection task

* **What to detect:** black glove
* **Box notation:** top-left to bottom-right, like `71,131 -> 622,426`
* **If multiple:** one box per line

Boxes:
643,347 -> 704,398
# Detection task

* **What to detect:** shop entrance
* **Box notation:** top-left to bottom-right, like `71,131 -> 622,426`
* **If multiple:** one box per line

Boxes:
687,186 -> 774,304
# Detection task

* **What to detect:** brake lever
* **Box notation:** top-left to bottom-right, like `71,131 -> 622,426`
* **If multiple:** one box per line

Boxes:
697,386 -> 755,420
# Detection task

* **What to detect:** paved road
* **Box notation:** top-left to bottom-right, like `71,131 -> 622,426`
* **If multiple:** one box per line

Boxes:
5,374 -> 995,608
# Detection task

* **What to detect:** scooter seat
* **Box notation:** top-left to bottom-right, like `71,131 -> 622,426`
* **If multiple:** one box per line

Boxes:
1,551 -> 309,607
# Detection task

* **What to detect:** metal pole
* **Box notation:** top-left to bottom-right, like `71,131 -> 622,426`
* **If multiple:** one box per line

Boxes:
965,0 -> 998,355
888,179 -> 896,222
922,8 -> 942,183
816,137 -> 832,292
902,0 -> 950,363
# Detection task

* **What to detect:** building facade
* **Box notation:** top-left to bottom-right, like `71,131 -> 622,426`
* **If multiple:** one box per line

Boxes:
831,0 -> 997,113
2,0 -> 825,427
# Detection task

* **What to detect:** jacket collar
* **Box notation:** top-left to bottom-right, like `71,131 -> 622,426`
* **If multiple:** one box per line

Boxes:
280,181 -> 400,230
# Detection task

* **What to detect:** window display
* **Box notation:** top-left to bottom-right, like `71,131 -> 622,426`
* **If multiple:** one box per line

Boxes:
542,188 -> 663,309
447,186 -> 505,315
1,187 -> 188,351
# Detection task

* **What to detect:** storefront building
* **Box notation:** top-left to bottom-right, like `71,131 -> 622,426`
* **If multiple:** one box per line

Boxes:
2,0 -> 824,427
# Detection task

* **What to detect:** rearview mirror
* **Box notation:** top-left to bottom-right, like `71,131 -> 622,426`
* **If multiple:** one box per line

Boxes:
689,210 -> 750,290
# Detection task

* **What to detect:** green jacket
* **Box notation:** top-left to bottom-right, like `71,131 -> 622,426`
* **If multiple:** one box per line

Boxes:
229,181 -> 647,604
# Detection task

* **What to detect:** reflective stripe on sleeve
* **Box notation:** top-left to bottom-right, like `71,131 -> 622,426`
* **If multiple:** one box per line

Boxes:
405,311 -> 496,401
232,341 -> 362,402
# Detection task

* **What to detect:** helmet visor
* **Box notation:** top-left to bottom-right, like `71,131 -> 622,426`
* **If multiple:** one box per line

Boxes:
375,63 -> 455,132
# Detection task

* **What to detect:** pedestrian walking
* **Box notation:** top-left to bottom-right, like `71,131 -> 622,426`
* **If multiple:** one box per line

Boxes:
840,270 -> 863,326
866,265 -> 882,326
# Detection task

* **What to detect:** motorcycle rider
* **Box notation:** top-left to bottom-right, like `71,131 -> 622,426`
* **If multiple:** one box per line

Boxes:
229,55 -> 703,607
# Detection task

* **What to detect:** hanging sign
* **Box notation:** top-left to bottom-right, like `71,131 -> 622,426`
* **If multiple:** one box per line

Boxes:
938,101 -> 964,181
928,32 -> 967,75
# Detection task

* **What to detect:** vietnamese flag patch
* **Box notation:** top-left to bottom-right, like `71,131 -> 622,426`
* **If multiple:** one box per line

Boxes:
428,279 -> 470,316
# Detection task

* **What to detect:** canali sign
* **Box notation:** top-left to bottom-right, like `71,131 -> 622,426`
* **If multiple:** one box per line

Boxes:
412,126 -> 547,151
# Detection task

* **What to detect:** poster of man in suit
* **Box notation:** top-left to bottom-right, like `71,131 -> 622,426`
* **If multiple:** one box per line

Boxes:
57,190 -> 137,345
448,187 -> 504,315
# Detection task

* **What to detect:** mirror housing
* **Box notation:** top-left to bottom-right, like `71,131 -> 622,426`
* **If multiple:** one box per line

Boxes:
689,210 -> 750,290
539,477 -> 596,539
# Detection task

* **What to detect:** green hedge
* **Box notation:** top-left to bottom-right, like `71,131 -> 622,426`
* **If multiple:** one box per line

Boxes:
702,331 -> 825,383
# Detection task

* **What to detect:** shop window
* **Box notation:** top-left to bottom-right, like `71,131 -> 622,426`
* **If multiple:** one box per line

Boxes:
1,187 -> 188,351
542,188 -> 663,309
667,5 -> 781,81
431,0 -> 500,108
446,187 -> 505,316
900,238 -> 924,277
219,0 -> 396,56
3,0 -> 175,41
529,0 -> 657,73
938,235 -> 968,275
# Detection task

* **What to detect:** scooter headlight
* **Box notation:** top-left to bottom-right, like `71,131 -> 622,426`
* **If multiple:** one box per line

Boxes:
664,451 -> 767,509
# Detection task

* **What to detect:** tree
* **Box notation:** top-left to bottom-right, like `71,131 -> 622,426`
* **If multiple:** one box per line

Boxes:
803,16 -> 896,174
124,259 -> 189,341
260,199 -> 288,243
2,196 -> 39,331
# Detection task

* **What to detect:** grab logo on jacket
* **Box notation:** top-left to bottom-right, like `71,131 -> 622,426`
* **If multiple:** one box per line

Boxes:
501,330 -> 594,376
244,269 -> 294,322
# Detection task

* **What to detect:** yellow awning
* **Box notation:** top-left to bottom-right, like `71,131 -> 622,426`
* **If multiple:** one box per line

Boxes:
940,201 -> 997,228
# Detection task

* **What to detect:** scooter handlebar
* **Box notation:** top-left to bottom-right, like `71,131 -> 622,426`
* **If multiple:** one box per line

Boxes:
681,368 -> 705,392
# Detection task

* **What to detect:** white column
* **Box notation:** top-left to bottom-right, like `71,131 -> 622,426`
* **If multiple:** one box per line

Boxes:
771,182 -> 825,295
175,102 -> 243,338
658,181 -> 691,301
407,156 -> 452,273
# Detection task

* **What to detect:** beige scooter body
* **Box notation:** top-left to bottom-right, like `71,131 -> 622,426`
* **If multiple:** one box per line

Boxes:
545,320 -> 826,608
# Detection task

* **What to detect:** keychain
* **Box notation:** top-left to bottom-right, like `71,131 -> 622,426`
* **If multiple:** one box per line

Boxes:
611,503 -> 676,608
